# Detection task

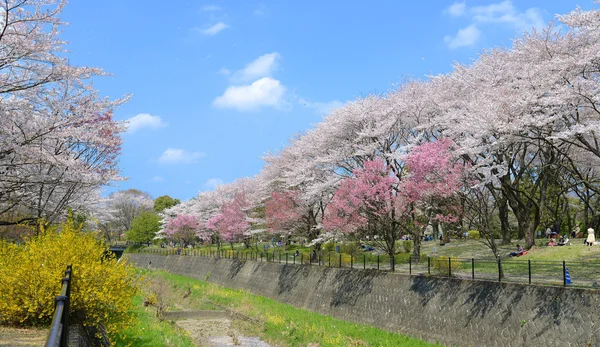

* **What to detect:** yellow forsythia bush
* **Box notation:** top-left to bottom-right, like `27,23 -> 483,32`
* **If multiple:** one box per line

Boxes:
432,256 -> 463,276
0,218 -> 138,338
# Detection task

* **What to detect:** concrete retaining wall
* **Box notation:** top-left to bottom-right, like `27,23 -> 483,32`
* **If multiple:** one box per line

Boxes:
127,254 -> 600,347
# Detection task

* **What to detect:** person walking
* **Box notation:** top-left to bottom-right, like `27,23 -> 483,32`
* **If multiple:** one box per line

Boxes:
586,228 -> 596,246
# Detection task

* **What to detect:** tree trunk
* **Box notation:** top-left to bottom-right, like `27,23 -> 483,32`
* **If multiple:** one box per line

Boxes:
413,229 -> 422,258
497,194 -> 511,245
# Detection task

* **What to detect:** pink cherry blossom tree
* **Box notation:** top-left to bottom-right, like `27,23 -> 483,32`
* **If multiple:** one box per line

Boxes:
324,159 -> 411,268
163,214 -> 200,247
207,192 -> 250,250
266,191 -> 304,232
265,190 -> 321,249
403,138 -> 465,254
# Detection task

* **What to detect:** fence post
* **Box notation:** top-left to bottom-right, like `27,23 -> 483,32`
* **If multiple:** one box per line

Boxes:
351,254 -> 353,269
471,258 -> 475,279
498,259 -> 502,282
301,254 -> 304,265
392,255 -> 395,272
528,260 -> 531,284
377,255 -> 380,270
409,256 -> 412,275
364,254 -> 366,270
563,260 -> 566,287
279,252 -> 282,263
261,253 -> 263,262
448,257 -> 451,277
339,254 -> 342,268
428,257 -> 431,275
328,254 -> 331,267
286,253 -> 288,264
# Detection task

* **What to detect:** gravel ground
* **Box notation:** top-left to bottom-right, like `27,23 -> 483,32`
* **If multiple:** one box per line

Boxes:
174,315 -> 271,347
0,327 -> 47,346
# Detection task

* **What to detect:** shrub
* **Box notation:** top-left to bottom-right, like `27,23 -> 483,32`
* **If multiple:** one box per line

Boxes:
340,242 -> 360,257
403,240 -> 413,253
431,256 -> 462,276
0,218 -> 138,337
468,230 -> 481,240
322,241 -> 336,254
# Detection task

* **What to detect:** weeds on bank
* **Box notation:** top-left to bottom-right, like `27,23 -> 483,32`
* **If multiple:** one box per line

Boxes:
146,269 -> 438,347
111,294 -> 195,347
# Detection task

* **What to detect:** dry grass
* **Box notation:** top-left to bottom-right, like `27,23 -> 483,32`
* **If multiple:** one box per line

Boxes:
0,327 -> 47,347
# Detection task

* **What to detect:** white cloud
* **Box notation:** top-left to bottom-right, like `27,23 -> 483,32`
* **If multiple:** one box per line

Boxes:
443,1 -> 545,49
125,113 -> 166,133
444,24 -> 481,48
218,68 -> 231,76
203,178 -> 224,190
158,148 -> 205,164
231,52 -> 280,82
470,0 -> 544,31
253,4 -> 267,16
200,22 -> 229,36
151,176 -> 164,183
299,98 -> 344,115
203,5 -> 220,11
447,2 -> 466,16
213,77 -> 286,111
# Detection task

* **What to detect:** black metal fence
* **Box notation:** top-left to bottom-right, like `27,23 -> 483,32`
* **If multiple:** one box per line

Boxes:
140,248 -> 600,288
45,265 -> 72,347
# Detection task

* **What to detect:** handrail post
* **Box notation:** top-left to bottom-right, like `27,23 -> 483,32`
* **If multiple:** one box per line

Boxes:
409,256 -> 412,275
563,260 -> 566,287
528,260 -> 531,285
46,265 -> 72,347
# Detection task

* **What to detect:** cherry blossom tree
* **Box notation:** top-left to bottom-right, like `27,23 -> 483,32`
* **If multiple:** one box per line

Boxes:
403,138 -> 465,251
163,214 -> 200,247
94,189 -> 153,242
207,191 -> 250,250
266,191 -> 303,231
324,159 -> 411,268
0,1 -> 128,229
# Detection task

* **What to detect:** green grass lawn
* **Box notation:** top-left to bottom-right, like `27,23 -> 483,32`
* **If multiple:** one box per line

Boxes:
111,294 -> 195,347
144,269 -> 438,347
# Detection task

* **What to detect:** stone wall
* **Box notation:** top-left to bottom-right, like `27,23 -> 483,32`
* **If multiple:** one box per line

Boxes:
127,254 -> 600,347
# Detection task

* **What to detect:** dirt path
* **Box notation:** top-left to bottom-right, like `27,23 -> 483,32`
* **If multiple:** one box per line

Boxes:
0,327 -> 47,346
164,311 -> 270,347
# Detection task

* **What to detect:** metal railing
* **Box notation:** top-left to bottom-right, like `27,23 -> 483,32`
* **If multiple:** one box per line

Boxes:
140,248 -> 600,288
45,265 -> 72,347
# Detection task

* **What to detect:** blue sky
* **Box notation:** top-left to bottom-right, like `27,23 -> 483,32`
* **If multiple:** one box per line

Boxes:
60,0 -> 592,200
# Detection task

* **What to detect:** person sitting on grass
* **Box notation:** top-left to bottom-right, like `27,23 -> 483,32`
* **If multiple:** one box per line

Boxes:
510,244 -> 524,257
548,239 -> 557,247
558,235 -> 570,246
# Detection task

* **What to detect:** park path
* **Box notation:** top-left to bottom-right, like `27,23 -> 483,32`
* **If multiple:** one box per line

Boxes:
0,327 -> 47,346
165,311 -> 270,347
